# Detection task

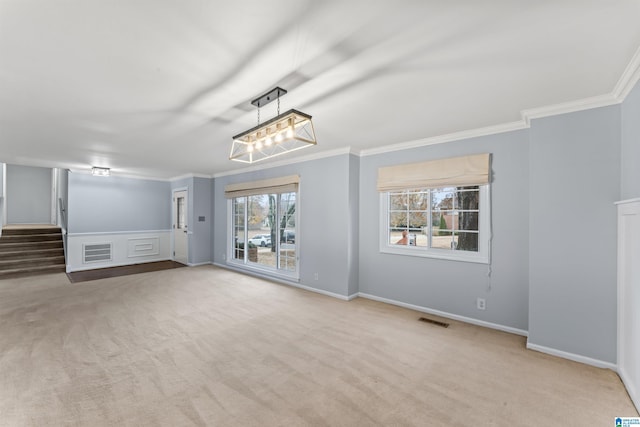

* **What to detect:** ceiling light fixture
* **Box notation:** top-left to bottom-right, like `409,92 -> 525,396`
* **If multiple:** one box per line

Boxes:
91,166 -> 110,177
230,87 -> 317,163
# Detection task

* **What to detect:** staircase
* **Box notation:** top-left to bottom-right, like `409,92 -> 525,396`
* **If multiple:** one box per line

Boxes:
0,226 -> 66,279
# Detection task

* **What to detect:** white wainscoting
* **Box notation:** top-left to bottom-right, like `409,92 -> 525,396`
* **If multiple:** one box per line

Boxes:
127,237 -> 159,258
616,198 -> 640,413
67,230 -> 171,272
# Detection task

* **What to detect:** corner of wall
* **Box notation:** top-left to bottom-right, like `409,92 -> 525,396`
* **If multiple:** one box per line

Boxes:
347,154 -> 360,296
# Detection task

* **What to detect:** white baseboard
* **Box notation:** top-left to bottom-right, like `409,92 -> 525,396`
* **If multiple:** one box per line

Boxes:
289,282 -> 353,301
357,292 -> 528,337
526,342 -> 617,370
618,367 -> 640,414
187,261 -> 213,267
210,265 -> 527,333
213,262 -> 353,301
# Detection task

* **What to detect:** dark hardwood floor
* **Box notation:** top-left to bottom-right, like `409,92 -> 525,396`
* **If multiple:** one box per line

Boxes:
67,260 -> 186,283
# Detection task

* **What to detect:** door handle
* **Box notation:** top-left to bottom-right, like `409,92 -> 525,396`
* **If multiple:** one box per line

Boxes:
183,230 -> 187,233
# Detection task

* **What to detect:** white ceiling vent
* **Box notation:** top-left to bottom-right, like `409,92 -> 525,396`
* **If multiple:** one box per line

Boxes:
83,243 -> 112,263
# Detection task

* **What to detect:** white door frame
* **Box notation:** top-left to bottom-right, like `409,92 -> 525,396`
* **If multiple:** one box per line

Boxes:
172,188 -> 189,264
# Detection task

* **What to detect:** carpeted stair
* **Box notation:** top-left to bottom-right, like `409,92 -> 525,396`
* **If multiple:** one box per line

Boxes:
0,227 -> 66,279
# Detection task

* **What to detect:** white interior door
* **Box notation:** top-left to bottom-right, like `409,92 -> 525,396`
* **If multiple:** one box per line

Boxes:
173,190 -> 188,265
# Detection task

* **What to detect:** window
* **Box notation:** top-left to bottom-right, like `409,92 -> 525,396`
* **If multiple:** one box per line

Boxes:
381,185 -> 489,263
225,175 -> 299,279
376,153 -> 491,264
176,195 -> 186,229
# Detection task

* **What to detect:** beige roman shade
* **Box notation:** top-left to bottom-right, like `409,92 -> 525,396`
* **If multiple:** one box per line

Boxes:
377,153 -> 491,192
224,175 -> 299,198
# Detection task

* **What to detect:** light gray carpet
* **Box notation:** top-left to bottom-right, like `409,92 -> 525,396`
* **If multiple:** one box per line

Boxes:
0,265 -> 636,426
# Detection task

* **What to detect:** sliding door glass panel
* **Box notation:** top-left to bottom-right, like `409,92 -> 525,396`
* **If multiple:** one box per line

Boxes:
233,198 -> 246,261
247,194 -> 274,267
278,192 -> 296,272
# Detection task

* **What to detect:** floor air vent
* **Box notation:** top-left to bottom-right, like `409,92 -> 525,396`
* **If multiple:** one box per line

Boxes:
83,243 -> 112,263
418,317 -> 450,328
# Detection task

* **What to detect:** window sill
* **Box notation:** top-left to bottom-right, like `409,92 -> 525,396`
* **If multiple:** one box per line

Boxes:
380,245 -> 489,264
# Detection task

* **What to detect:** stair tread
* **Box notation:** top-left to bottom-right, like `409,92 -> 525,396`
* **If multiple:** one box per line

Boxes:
0,238 -> 64,245
0,252 -> 65,261
0,262 -> 64,268
0,248 -> 64,255
0,265 -> 66,279
0,240 -> 63,246
0,233 -> 62,241
0,264 -> 65,271
1,227 -> 61,234
0,261 -> 65,271
0,255 -> 65,262
1,231 -> 62,235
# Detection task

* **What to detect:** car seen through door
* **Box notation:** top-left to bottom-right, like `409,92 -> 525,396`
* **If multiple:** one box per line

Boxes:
248,234 -> 271,247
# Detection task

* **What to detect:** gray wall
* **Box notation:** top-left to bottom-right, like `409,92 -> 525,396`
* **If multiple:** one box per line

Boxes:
528,106 -> 621,363
347,154 -> 360,296
192,177 -> 212,264
213,154 -> 354,297
6,164 -> 52,224
68,173 -> 171,233
358,131 -> 530,331
622,81 -> 640,200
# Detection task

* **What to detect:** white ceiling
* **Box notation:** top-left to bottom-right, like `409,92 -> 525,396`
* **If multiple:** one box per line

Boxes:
1,1 -> 639,179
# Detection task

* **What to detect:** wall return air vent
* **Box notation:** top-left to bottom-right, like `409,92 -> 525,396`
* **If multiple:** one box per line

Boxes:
83,243 -> 112,263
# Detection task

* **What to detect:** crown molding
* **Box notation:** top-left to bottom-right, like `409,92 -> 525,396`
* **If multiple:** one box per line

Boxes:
169,173 -> 213,182
613,45 -> 640,100
521,93 -> 620,126
361,47 -> 640,157
359,121 -> 527,157
522,46 -> 640,124
212,147 -> 355,178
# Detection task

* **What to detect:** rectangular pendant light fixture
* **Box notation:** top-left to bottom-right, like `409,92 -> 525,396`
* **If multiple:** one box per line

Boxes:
230,87 -> 317,163
91,166 -> 111,176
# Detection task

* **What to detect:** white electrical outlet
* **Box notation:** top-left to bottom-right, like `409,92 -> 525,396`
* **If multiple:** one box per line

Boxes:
477,298 -> 486,310
314,273 -> 319,280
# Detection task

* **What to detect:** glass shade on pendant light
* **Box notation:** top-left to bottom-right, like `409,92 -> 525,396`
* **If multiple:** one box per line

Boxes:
230,109 -> 317,163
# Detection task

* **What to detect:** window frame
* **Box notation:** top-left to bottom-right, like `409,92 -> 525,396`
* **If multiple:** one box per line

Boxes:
379,184 -> 490,264
226,190 -> 300,281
